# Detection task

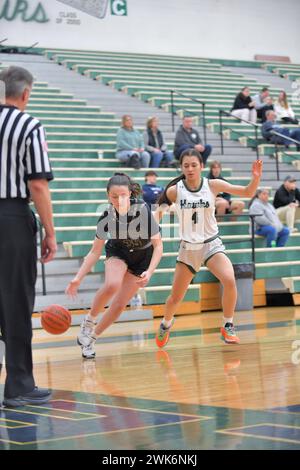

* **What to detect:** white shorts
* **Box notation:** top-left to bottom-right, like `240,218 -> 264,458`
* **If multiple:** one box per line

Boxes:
177,237 -> 225,274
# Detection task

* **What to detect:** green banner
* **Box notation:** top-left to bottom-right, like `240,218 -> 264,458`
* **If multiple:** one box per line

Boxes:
111,0 -> 127,16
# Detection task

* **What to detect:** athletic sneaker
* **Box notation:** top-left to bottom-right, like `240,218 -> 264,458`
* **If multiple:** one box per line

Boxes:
221,323 -> 240,344
77,316 -> 96,347
77,334 -> 97,359
155,319 -> 174,349
3,387 -> 52,408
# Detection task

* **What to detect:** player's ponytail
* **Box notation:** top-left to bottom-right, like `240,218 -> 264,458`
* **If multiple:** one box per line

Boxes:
158,174 -> 185,206
158,148 -> 204,206
107,172 -> 141,198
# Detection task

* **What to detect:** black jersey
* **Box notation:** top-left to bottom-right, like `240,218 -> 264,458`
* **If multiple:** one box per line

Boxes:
96,199 -> 160,251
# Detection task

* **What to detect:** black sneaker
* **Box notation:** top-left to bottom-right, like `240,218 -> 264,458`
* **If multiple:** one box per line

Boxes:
3,387 -> 52,408
129,154 -> 141,169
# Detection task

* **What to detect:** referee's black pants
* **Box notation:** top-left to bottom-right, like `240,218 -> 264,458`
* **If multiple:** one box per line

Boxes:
0,199 -> 37,398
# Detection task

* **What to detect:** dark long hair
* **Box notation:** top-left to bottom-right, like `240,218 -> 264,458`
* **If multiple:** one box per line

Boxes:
208,160 -> 222,179
158,149 -> 203,205
107,172 -> 141,198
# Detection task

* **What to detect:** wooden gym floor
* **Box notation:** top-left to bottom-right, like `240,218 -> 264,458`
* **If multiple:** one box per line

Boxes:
0,306 -> 300,450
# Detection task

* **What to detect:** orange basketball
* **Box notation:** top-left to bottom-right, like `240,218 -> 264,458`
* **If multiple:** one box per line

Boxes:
41,305 -> 71,335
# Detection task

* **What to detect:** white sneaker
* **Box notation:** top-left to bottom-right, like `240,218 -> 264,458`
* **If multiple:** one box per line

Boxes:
77,335 -> 96,359
77,316 -> 96,347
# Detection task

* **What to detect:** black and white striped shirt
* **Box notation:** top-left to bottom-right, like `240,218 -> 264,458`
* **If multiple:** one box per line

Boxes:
0,105 -> 53,199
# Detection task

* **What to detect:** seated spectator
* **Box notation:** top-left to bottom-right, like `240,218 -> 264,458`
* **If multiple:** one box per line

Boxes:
143,117 -> 174,168
249,188 -> 289,247
174,116 -> 212,164
273,175 -> 300,232
116,115 -> 150,169
253,87 -> 274,122
207,161 -> 245,217
231,87 -> 257,123
142,170 -> 164,208
262,110 -> 300,150
274,91 -> 299,125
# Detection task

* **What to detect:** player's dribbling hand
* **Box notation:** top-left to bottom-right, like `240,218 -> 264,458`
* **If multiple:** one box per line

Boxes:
252,159 -> 263,178
65,278 -> 81,299
136,271 -> 151,287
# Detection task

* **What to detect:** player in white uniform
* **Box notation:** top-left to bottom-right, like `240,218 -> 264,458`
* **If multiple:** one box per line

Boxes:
155,149 -> 262,348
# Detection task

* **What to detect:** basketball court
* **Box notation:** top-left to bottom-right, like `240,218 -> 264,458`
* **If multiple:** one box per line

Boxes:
1,0 -> 300,454
1,307 -> 300,450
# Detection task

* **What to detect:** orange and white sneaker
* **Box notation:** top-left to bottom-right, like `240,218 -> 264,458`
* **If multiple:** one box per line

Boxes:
221,323 -> 240,344
155,319 -> 174,349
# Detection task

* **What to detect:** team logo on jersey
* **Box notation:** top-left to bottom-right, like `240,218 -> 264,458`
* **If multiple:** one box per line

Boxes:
179,199 -> 210,209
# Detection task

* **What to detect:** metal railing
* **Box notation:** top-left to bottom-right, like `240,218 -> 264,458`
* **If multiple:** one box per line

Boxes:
214,212 -> 261,280
170,90 -> 207,144
218,110 -> 260,159
270,130 -> 300,180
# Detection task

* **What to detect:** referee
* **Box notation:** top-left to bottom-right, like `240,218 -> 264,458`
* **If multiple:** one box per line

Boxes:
0,66 -> 57,407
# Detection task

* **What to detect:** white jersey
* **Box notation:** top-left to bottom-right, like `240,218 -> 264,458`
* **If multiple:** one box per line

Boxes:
175,177 -> 218,243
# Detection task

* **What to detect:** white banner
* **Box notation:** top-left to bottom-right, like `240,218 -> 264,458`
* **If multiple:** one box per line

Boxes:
0,0 -> 299,62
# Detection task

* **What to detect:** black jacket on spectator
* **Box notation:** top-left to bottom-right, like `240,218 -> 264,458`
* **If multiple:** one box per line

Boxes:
147,129 -> 164,149
273,184 -> 300,208
232,93 -> 253,111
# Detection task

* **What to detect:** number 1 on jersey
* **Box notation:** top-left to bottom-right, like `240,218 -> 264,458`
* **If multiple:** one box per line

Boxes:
192,211 -> 198,225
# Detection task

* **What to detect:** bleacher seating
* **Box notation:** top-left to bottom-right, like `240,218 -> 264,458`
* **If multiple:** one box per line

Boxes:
4,51 -> 300,308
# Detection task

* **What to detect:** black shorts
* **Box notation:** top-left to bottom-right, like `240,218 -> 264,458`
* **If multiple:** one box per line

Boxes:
105,241 -> 154,277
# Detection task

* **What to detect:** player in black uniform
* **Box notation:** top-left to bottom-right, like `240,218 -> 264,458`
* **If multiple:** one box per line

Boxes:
66,173 -> 163,358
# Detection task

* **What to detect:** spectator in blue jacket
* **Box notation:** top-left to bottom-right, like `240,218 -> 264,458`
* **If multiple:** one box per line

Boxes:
116,115 -> 150,169
142,171 -> 164,208
262,110 -> 300,150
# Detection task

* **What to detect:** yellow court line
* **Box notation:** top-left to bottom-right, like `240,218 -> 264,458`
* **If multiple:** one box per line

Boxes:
26,403 -> 105,419
54,399 -> 212,420
0,424 -> 33,430
0,418 -> 202,446
217,430 -> 300,445
217,422 -> 300,432
0,418 -> 36,427
217,422 -> 300,445
264,423 -> 300,429
3,407 -> 105,422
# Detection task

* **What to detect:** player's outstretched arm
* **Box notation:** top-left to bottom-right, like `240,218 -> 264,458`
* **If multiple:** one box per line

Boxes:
209,160 -> 263,198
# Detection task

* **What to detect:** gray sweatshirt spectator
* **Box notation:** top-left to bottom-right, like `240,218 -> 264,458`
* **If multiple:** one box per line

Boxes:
174,116 -> 212,164
249,188 -> 289,247
249,198 -> 283,232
